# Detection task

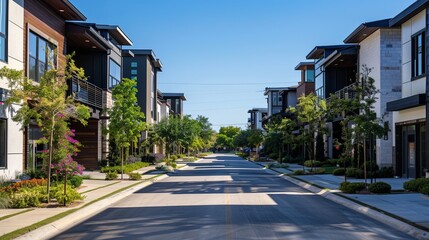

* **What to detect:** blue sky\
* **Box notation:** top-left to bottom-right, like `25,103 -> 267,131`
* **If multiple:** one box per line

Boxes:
71,0 -> 415,131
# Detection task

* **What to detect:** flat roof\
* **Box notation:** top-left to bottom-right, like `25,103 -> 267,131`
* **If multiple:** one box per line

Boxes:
295,62 -> 315,70
162,93 -> 186,101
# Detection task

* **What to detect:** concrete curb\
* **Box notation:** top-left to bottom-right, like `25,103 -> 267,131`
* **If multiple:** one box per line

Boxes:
15,174 -> 170,240
250,159 -> 429,240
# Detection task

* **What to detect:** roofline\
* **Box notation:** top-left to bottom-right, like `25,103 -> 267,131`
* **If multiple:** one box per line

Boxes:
306,44 -> 358,59
124,49 -> 163,70
344,19 -> 393,43
62,0 -> 86,21
294,62 -> 315,70
390,0 -> 429,27
95,24 -> 133,46
162,93 -> 186,101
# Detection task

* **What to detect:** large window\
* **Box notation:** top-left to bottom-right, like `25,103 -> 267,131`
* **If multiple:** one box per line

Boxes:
272,91 -> 281,107
28,32 -> 56,82
412,31 -> 425,78
0,118 -> 6,168
109,59 -> 121,89
305,69 -> 315,82
0,0 -> 7,62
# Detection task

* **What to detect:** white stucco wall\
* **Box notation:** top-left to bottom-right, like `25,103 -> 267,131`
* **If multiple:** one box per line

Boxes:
0,0 -> 24,180
401,10 -> 426,98
359,27 -> 401,167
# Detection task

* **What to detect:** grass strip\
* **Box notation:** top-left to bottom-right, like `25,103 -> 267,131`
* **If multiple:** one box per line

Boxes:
80,181 -> 119,194
0,174 -> 164,240
0,209 -> 34,221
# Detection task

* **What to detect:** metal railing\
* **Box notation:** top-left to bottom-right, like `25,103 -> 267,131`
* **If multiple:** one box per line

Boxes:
326,82 -> 357,102
68,75 -> 103,109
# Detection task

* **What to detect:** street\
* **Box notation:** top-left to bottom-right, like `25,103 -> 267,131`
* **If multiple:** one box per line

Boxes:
52,154 -> 413,240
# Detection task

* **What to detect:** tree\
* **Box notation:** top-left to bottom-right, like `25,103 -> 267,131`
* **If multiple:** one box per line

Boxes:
216,126 -> 240,150
296,93 -> 327,171
0,55 -> 90,203
108,78 -> 146,179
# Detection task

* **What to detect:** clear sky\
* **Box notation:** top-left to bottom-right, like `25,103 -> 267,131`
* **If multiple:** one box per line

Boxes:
71,0 -> 415,131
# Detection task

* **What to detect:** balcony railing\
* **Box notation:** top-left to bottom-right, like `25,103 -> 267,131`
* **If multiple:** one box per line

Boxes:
68,75 -> 103,109
326,82 -> 357,102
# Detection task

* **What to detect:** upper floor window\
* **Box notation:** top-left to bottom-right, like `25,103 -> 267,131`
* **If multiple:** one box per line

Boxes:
272,91 -> 282,107
412,31 -> 425,78
305,69 -> 315,82
131,62 -> 138,68
0,0 -> 7,62
109,58 -> 121,89
28,31 -> 57,82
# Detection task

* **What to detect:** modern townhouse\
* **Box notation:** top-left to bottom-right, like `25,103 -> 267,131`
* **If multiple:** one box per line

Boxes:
157,90 -> 171,122
306,44 -> 359,159
294,62 -> 315,98
0,0 -> 24,180
386,0 -> 429,178
65,22 -> 133,169
280,86 -> 297,112
162,93 -> 186,117
344,19 -> 402,169
247,108 -> 267,130
122,49 -> 162,125
23,0 -> 87,171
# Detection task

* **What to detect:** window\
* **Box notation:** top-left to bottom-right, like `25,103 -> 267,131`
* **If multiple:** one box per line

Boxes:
131,69 -> 137,75
131,62 -> 137,68
412,31 -> 425,78
0,0 -> 7,62
28,31 -> 56,82
109,58 -> 121,89
0,118 -> 6,168
306,69 -> 315,82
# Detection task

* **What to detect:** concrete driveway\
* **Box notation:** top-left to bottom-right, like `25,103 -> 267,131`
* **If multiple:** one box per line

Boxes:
51,154 -> 414,240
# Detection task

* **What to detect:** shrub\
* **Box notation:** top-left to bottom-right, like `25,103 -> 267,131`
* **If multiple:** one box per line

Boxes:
345,168 -> 358,178
303,160 -> 322,168
333,168 -> 346,176
100,162 -> 150,174
9,186 -> 47,208
105,171 -> 118,180
339,182 -> 366,194
378,167 -> 394,178
403,178 -> 429,192
368,182 -> 391,194
69,176 -> 83,188
311,168 -> 326,174
294,170 -> 305,175
128,173 -> 142,180
51,185 -> 84,205
0,192 -> 11,209
419,185 -> 429,195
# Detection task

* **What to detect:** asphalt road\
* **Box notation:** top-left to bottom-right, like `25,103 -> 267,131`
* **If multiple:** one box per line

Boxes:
52,154 -> 414,240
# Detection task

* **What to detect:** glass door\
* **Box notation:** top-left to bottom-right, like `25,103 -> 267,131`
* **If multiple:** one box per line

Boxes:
402,125 -> 416,178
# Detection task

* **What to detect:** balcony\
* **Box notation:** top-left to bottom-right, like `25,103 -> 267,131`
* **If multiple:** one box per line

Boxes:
326,82 -> 357,102
68,75 -> 103,109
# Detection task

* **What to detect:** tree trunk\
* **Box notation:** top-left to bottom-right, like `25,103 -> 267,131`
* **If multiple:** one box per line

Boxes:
47,117 -> 55,204
363,140 -> 367,188
121,145 -> 124,180
63,172 -> 67,206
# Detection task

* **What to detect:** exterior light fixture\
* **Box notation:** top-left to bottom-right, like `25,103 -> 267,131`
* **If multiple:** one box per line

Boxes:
85,39 -> 90,43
